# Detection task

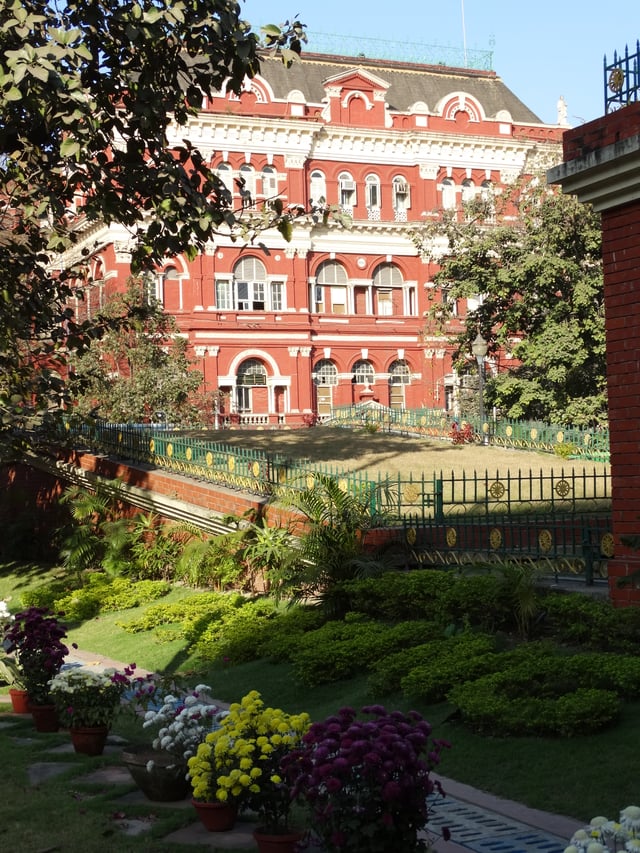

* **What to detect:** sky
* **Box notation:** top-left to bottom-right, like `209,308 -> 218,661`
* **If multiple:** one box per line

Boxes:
241,0 -> 638,127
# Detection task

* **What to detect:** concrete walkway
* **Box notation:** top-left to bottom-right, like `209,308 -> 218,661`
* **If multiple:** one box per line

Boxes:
1,651 -> 583,851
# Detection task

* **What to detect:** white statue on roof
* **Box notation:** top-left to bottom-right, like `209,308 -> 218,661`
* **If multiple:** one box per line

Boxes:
557,96 -> 569,127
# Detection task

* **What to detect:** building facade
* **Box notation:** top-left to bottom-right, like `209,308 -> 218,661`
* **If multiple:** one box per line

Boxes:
67,50 -> 564,426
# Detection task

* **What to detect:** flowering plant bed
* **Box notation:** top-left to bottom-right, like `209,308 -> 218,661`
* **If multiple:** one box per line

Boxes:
188,689 -> 310,833
283,704 -> 450,853
50,664 -> 135,727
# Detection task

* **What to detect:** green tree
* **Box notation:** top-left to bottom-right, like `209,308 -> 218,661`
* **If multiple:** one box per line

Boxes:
0,1 -> 310,457
69,278 -> 203,425
412,180 -> 606,425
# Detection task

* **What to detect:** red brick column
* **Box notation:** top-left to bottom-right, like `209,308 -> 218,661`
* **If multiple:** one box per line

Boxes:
549,104 -> 640,604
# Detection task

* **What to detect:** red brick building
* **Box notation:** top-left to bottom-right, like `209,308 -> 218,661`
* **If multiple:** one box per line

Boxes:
65,50 -> 563,426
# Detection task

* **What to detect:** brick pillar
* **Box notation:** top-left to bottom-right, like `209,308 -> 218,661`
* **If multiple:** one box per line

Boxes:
549,104 -> 640,605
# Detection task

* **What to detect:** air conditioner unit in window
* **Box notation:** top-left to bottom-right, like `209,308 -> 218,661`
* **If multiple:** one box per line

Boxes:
395,182 -> 409,194
341,180 -> 356,191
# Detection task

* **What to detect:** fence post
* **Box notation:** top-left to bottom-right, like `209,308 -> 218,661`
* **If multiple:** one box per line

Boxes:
434,478 -> 444,523
582,524 -> 595,586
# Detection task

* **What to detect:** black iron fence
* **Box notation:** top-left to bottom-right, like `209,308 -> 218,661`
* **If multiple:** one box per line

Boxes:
605,40 -> 640,113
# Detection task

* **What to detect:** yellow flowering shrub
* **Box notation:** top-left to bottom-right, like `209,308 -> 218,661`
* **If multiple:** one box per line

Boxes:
187,690 -> 310,831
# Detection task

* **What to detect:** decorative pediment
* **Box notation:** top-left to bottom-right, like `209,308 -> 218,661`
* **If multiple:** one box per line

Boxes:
436,92 -> 485,122
322,67 -> 390,97
322,68 -> 390,127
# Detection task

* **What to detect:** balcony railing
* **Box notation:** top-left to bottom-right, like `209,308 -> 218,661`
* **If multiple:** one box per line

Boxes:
605,41 -> 640,113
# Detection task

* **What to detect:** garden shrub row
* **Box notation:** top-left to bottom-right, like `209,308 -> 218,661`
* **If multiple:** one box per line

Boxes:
539,591 -> 640,653
340,571 -> 518,632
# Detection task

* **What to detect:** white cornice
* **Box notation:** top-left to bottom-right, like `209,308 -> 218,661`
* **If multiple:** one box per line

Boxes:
548,134 -> 640,211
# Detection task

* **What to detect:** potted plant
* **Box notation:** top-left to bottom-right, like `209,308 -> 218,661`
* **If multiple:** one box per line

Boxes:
121,675 -> 226,801
3,606 -> 69,731
565,805 -> 640,852
187,689 -> 310,842
0,599 -> 28,712
49,663 -> 135,754
283,704 -> 451,853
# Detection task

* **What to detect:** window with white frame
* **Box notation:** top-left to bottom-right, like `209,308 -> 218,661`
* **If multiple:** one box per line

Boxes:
365,174 -> 381,218
352,359 -> 374,385
262,166 -> 278,197
373,262 -> 403,317
441,178 -> 456,210
310,170 -> 326,206
236,358 -> 267,412
312,359 -> 338,386
338,172 -> 356,211
216,163 -> 234,199
462,179 -> 475,205
239,164 -> 256,207
389,359 -> 411,384
480,180 -> 495,221
214,258 -> 285,311
392,176 -> 410,221
316,260 -> 348,315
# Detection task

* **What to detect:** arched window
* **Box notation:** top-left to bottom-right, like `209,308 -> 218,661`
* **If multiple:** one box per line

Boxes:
312,359 -> 338,386
462,179 -> 475,204
338,171 -> 356,211
262,166 -> 278,197
310,170 -> 326,206
441,178 -> 456,210
372,263 -> 403,317
239,164 -> 256,207
388,359 -> 411,409
316,260 -> 348,315
392,176 -> 410,221
481,180 -> 495,221
161,266 -> 182,312
365,174 -> 381,219
352,359 -> 374,385
216,162 -> 234,198
236,358 -> 267,413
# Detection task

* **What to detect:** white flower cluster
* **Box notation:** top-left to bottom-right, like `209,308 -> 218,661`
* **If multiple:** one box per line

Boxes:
142,683 -> 226,767
566,806 -> 640,853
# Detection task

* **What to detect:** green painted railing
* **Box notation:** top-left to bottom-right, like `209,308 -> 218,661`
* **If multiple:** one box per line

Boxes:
329,404 -> 610,463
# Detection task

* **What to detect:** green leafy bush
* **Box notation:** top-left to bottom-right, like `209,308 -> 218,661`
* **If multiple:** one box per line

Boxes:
290,617 -> 436,687
397,635 -> 498,702
341,570 -> 516,632
191,599 -> 277,663
540,592 -> 640,653
448,653 -> 628,736
22,576 -> 170,622
261,606 -> 326,662
117,591 -> 245,636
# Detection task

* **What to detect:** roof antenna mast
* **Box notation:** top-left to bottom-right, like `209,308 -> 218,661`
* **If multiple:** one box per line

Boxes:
461,0 -> 468,67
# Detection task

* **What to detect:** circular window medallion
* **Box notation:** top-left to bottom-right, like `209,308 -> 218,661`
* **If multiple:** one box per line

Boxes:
539,529 -> 553,552
601,532 -> 615,558
609,67 -> 625,93
489,481 -> 506,500
404,484 -> 420,503
489,528 -> 502,549
555,479 -> 571,498
446,527 -> 457,547
406,527 -> 417,545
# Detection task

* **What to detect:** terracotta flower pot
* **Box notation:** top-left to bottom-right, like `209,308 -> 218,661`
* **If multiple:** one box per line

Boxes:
70,725 -> 109,756
252,828 -> 305,853
122,746 -> 190,801
191,799 -> 238,832
8,688 -> 29,714
29,703 -> 60,733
